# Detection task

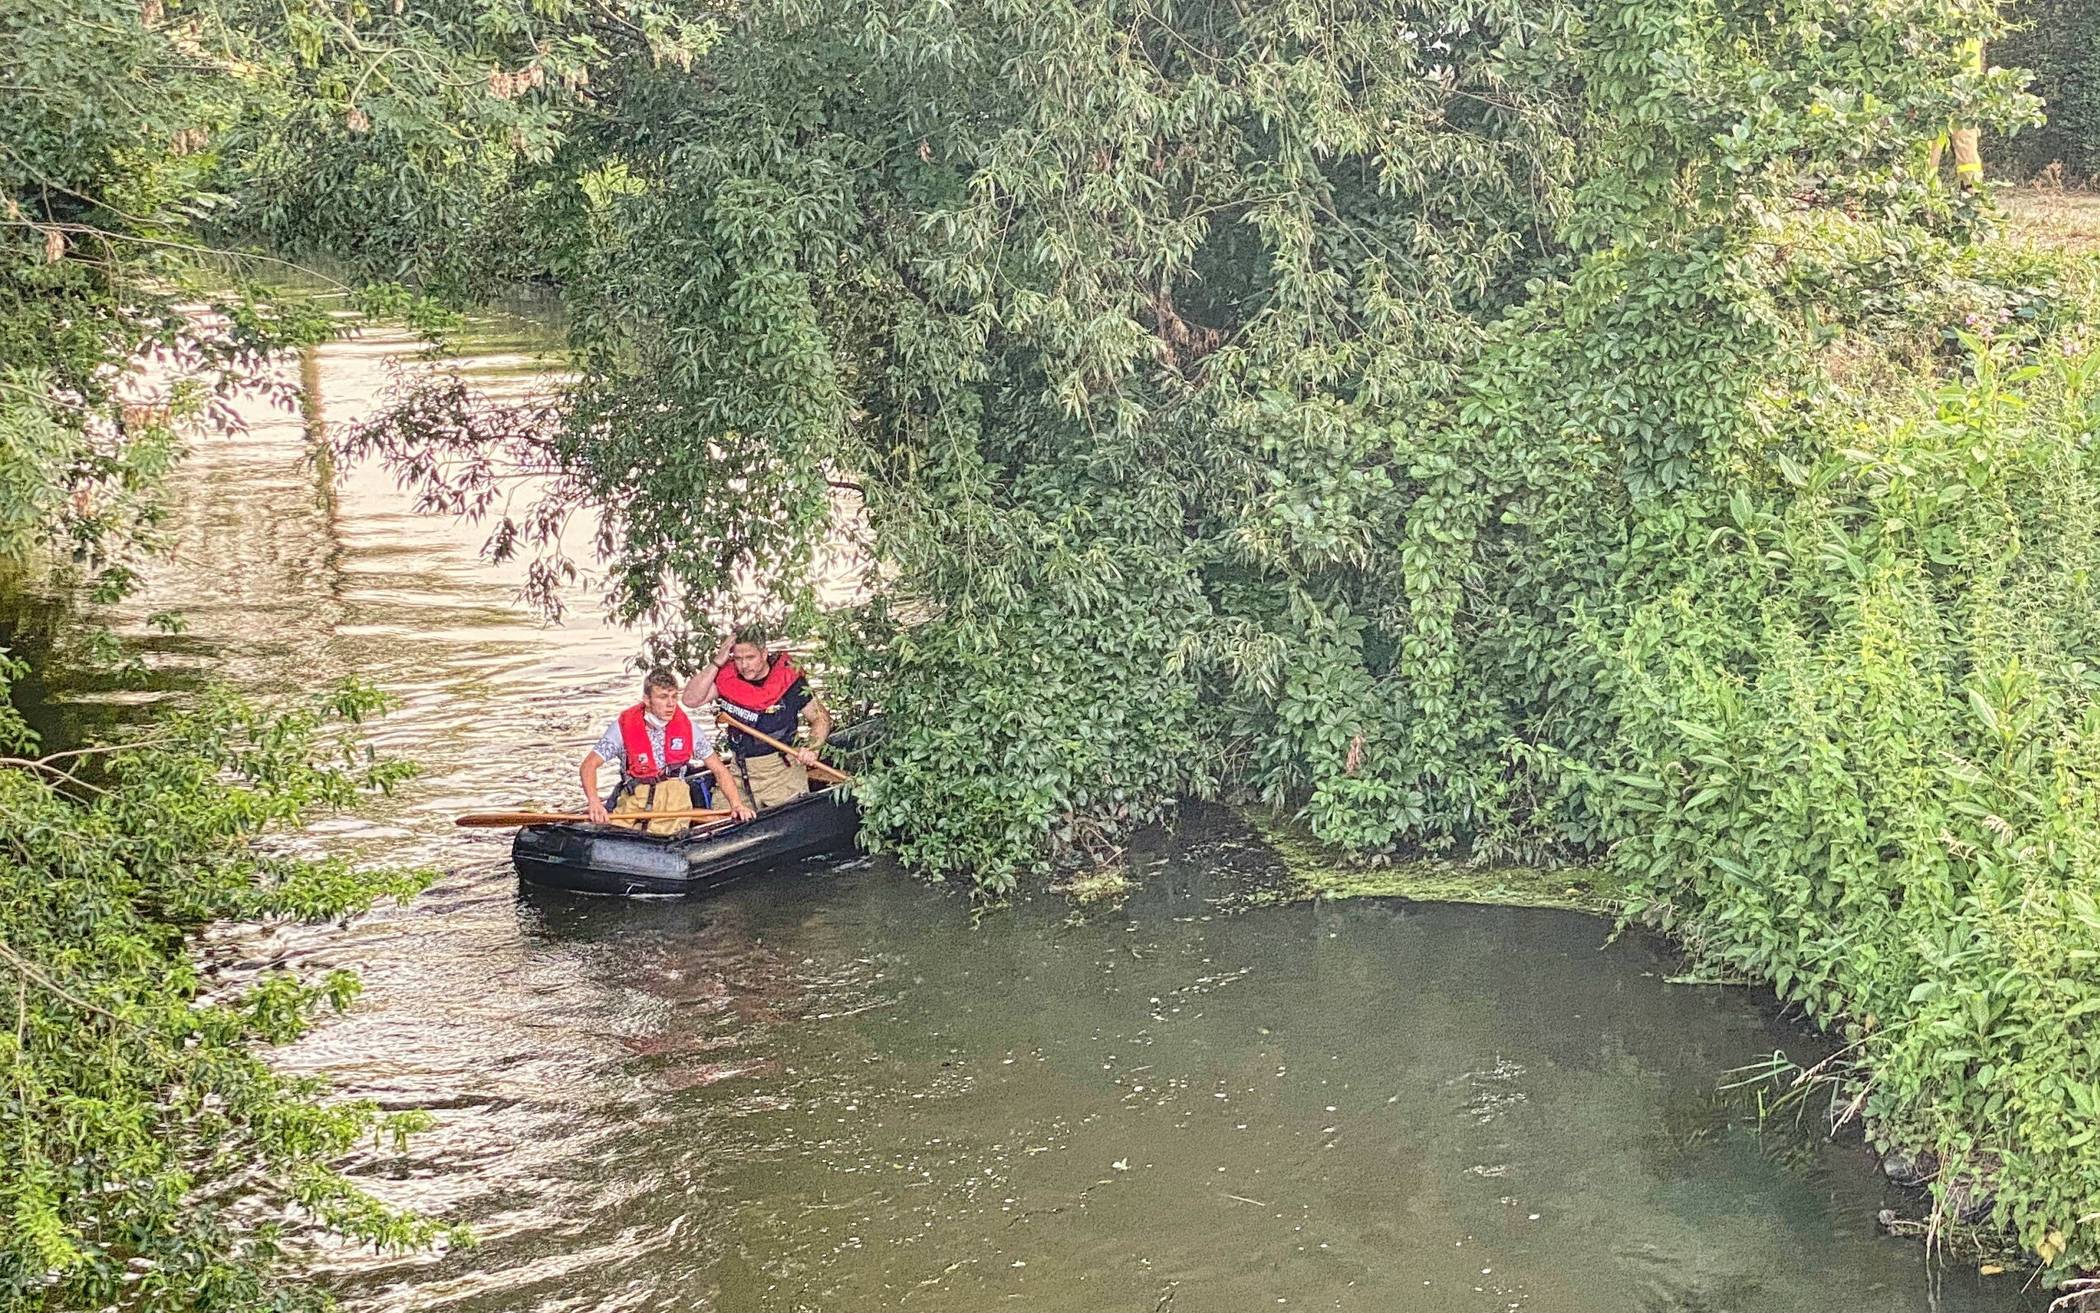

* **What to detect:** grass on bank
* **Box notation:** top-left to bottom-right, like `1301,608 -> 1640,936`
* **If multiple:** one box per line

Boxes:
1999,185 -> 2100,252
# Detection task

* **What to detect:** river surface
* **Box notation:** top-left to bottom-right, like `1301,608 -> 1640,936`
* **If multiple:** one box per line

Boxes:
2,311 -> 2042,1312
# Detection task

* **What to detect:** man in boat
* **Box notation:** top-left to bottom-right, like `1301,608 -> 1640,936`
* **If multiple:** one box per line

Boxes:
682,628 -> 832,811
580,669 -> 753,831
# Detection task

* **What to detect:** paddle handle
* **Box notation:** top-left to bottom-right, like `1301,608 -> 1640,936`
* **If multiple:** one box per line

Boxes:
456,808 -> 735,828
714,714 -> 853,784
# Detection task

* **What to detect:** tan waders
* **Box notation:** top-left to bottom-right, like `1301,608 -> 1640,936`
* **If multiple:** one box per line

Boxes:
610,776 -> 695,836
737,752 -> 810,811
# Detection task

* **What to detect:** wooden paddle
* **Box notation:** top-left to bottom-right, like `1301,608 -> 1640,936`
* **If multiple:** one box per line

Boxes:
715,714 -> 854,784
455,808 -> 735,828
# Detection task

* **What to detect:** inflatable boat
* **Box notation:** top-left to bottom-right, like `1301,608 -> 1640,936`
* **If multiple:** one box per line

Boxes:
511,782 -> 861,896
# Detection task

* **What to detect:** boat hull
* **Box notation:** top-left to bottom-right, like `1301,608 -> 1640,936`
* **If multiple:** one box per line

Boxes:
512,786 -> 862,896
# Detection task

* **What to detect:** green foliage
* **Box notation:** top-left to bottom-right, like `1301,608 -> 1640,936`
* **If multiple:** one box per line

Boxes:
0,675 -> 448,1312
1585,263 -> 2100,1275
308,0 -> 2100,1277
1996,0 -> 2100,180
836,525 -> 1215,884
0,0 -> 712,575
342,0 -> 2025,875
218,0 -> 716,293
1,2 -> 718,1307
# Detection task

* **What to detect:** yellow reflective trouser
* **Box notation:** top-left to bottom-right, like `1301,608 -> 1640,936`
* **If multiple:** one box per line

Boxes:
738,753 -> 810,810
611,776 -> 693,836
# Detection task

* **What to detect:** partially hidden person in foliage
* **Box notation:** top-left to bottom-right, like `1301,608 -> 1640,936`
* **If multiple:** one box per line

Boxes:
581,668 -> 752,833
683,627 -> 831,812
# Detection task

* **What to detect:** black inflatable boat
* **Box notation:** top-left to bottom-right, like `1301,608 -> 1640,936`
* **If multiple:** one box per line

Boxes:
511,782 -> 861,896
513,718 -> 877,896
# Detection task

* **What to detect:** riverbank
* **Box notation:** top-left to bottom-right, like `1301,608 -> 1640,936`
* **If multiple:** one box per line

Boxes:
1205,805 -> 2062,1284
1999,186 -> 2100,251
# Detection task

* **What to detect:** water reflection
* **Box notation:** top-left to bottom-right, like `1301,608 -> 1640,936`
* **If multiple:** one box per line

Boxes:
303,842 -> 2034,1313
4,310 -> 2042,1312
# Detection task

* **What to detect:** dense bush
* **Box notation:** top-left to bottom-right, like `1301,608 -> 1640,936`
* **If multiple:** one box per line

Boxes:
1996,0 -> 2100,180
337,0 -> 2029,886
0,676 -> 448,1312
1590,265 -> 2100,1274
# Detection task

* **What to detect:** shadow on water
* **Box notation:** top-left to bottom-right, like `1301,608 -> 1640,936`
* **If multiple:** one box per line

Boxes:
299,819 -> 2039,1313
1,308 -> 2044,1313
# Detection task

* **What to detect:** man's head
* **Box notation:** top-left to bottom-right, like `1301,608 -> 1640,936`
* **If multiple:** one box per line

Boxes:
641,668 -> 680,719
729,625 -> 772,683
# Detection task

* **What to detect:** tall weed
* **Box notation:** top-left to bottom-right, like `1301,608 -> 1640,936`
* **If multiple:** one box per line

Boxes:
1593,328 -> 2100,1276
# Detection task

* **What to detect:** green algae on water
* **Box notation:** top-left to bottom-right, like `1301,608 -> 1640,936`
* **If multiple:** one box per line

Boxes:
1242,810 -> 1617,913
1050,865 -> 1135,908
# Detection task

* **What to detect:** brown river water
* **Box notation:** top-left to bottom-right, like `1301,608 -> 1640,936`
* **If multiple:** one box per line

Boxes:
1,308 -> 2043,1312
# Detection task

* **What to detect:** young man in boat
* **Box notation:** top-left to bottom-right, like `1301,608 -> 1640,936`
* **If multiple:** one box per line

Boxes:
580,669 -> 753,831
681,628 -> 832,812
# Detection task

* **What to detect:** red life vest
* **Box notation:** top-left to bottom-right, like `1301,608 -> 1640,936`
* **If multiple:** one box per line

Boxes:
715,653 -> 802,717
617,703 -> 695,781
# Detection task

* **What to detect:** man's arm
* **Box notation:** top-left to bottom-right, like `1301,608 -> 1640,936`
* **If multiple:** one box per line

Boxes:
680,635 -> 736,708
792,695 -> 832,769
705,752 -> 756,821
581,751 -> 611,824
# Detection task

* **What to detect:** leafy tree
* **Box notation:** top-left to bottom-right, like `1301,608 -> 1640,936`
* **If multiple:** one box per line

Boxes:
0,678 -> 447,1312
2,0 -> 714,583
341,0 -> 2028,881
20,0 -> 2100,1290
